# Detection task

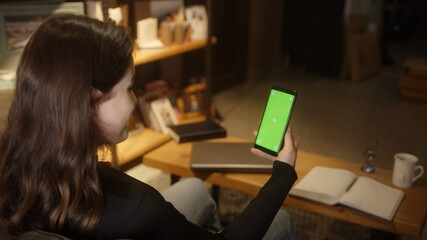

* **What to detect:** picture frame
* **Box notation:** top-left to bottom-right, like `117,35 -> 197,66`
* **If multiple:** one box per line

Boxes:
0,2 -> 84,70
150,97 -> 179,134
184,5 -> 207,40
181,82 -> 207,115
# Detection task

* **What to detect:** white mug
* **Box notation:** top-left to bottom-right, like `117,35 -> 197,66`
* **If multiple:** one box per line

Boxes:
392,153 -> 424,188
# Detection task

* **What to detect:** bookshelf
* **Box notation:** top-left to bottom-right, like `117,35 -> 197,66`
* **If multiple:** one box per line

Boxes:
111,37 -> 216,167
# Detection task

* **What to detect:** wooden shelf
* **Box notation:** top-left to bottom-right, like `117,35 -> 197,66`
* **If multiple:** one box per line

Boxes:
179,114 -> 207,125
133,37 -> 217,65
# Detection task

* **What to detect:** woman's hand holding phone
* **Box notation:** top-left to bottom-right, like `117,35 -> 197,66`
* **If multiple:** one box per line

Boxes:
251,128 -> 298,168
253,87 -> 296,157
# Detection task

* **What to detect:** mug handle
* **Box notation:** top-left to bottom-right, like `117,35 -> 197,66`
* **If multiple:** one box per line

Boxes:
413,165 -> 424,182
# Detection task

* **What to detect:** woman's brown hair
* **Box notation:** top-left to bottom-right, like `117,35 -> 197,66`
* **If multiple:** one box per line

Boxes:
0,14 -> 133,234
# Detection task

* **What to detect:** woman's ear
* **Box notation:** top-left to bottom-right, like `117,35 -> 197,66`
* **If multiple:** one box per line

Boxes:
91,88 -> 104,110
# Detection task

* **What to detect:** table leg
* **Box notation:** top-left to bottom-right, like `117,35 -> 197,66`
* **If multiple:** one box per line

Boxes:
212,184 -> 220,208
171,174 -> 180,185
370,229 -> 399,240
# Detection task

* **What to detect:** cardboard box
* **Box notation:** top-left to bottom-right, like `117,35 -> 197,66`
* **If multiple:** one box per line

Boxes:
399,74 -> 427,91
345,15 -> 369,37
403,58 -> 427,77
399,58 -> 427,100
346,31 -> 382,81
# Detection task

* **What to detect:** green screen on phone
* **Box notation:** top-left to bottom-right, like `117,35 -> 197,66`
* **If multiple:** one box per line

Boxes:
255,88 -> 296,155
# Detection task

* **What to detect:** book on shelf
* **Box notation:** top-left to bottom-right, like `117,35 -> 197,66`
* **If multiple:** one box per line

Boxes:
145,79 -> 170,93
134,84 -> 180,132
289,166 -> 405,221
135,91 -> 161,128
166,119 -> 226,143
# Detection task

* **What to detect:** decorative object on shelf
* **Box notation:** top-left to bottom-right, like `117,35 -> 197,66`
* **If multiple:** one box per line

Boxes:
134,80 -> 182,131
174,21 -> 190,44
184,5 -> 207,40
135,17 -> 164,51
85,0 -> 104,21
159,5 -> 190,46
145,79 -> 180,119
160,20 -> 174,46
180,80 -> 207,118
108,4 -> 129,28
85,0 -> 129,28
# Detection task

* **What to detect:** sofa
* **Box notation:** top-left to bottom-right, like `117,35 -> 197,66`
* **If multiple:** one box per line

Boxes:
0,89 -> 13,135
0,227 -> 70,240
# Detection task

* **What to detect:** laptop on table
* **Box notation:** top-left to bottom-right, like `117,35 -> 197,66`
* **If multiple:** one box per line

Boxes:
190,142 -> 273,173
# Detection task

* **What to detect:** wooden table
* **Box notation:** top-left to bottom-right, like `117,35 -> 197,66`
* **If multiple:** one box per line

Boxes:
142,137 -> 427,238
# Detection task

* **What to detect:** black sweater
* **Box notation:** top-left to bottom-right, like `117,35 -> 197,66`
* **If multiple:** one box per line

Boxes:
87,161 -> 297,240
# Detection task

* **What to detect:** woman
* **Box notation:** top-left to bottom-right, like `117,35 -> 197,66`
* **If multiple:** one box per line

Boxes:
0,14 -> 298,239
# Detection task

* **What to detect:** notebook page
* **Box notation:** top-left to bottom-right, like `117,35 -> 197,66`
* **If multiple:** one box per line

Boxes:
290,166 -> 357,205
340,176 -> 405,220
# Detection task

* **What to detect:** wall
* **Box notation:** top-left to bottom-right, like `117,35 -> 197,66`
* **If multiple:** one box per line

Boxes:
247,0 -> 286,84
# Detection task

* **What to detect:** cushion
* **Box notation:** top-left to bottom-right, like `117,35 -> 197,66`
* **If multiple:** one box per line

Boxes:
0,227 -> 71,240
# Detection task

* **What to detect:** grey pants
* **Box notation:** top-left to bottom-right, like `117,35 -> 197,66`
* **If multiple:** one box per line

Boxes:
162,177 -> 295,240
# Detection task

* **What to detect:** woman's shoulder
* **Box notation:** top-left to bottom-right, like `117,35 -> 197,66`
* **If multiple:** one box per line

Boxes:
97,164 -> 161,199
93,165 -> 172,234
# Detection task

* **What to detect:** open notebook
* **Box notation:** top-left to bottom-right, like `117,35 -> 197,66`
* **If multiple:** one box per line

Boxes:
191,142 -> 273,173
289,166 -> 405,220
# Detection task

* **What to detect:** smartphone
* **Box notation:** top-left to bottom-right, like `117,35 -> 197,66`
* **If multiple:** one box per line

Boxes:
254,87 -> 297,157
